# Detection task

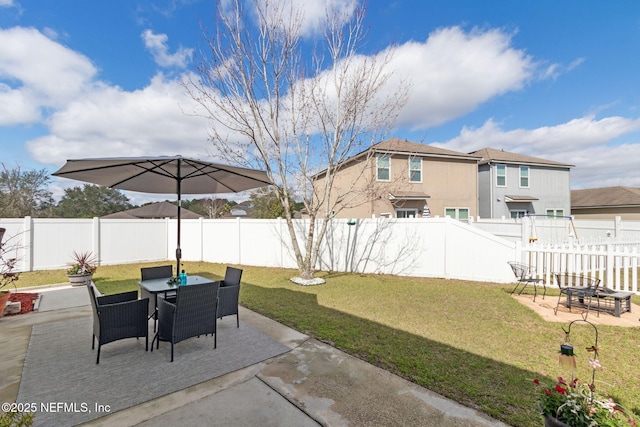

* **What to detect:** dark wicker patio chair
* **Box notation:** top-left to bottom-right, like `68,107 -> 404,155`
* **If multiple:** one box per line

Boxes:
554,273 -> 600,320
87,283 -> 149,364
140,265 -> 174,330
152,281 -> 219,362
217,267 -> 243,327
508,261 -> 546,302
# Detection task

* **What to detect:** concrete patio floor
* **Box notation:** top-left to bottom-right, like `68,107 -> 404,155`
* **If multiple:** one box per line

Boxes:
512,292 -> 640,327
0,285 -> 510,426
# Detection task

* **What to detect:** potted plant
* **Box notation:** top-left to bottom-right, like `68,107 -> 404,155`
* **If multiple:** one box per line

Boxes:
0,227 -> 20,317
535,376 -> 635,427
66,250 -> 98,286
535,320 -> 636,427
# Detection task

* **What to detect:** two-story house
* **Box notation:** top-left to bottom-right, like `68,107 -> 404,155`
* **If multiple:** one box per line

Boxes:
470,148 -> 573,219
313,138 -> 480,219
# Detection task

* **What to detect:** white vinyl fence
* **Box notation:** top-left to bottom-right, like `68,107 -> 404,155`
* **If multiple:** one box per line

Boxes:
1,215 -> 639,293
521,241 -> 640,293
472,215 -> 640,244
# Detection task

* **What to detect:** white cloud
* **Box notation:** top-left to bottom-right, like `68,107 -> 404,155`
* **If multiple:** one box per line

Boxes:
433,115 -> 640,188
0,0 -> 15,7
388,26 -> 535,129
540,57 -> 585,80
233,0 -> 359,38
0,27 -> 97,125
142,29 -> 193,68
286,0 -> 359,36
436,115 -> 640,153
27,74 -> 211,165
0,82 -> 41,124
3,21 -> 639,196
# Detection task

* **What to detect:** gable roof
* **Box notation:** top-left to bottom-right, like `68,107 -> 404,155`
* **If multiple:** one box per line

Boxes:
372,138 -> 481,161
470,147 -> 573,168
571,186 -> 640,208
101,201 -> 202,219
314,138 -> 480,179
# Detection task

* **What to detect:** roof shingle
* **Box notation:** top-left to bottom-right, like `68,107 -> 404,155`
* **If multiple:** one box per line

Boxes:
470,147 -> 573,168
571,186 -> 640,208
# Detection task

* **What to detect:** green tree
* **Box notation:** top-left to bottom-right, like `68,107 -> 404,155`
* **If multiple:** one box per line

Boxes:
250,188 -> 297,219
0,164 -> 54,218
54,184 -> 133,218
181,198 -> 233,218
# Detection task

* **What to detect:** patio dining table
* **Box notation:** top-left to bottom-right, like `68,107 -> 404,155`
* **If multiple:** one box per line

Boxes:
139,275 -> 217,327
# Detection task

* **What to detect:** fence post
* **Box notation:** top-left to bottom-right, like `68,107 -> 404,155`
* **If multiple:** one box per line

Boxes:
279,217 -> 285,268
22,216 -> 33,272
632,247 -> 639,293
92,217 -> 100,264
615,216 -> 622,238
515,240 -> 522,264
198,217 -> 204,262
606,244 -> 614,290
521,216 -> 530,245
236,217 -> 242,264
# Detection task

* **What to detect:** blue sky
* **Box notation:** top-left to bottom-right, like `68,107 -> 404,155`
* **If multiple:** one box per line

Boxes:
2,0 -> 640,204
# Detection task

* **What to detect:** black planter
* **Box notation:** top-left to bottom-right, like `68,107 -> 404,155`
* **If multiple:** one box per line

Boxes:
544,415 -> 570,427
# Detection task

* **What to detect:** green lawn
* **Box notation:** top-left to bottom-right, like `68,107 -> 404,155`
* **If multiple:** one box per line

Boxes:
16,262 -> 640,427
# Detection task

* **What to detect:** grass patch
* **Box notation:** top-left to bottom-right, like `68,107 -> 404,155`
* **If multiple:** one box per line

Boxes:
16,263 -> 640,427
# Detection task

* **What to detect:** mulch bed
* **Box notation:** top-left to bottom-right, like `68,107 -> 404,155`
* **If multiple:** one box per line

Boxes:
6,292 -> 39,316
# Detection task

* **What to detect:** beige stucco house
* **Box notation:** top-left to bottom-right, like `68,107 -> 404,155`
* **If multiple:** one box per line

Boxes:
571,186 -> 640,220
313,138 -> 480,219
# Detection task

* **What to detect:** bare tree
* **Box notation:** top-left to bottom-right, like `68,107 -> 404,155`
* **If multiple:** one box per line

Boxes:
185,0 -> 408,281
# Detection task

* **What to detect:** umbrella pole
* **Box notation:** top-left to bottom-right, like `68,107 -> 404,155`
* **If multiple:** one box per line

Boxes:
176,161 -> 182,276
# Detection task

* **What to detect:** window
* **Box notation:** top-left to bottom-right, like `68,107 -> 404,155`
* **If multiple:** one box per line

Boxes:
546,209 -> 564,218
510,210 -> 526,219
496,164 -> 506,187
396,209 -> 417,218
520,166 -> 529,188
445,207 -> 469,221
409,157 -> 422,182
377,155 -> 390,181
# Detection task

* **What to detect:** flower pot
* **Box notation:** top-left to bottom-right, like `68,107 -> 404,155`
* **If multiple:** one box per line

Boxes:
67,273 -> 93,286
544,415 -> 570,427
0,291 -> 11,318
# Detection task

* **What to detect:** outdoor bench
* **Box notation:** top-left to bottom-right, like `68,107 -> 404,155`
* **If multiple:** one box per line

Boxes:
595,288 -> 633,317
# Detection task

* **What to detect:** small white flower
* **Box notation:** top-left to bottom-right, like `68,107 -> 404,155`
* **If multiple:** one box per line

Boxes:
588,358 -> 601,370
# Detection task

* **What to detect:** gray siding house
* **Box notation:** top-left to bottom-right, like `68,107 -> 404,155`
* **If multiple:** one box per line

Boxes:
470,148 -> 573,219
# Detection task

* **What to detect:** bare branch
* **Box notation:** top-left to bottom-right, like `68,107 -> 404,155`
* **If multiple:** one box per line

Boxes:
184,0 -> 408,279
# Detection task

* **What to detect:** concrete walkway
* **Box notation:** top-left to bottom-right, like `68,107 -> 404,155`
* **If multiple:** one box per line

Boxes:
0,286 -> 509,427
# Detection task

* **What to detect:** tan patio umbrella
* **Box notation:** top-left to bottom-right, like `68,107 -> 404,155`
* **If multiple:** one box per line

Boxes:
53,156 -> 272,274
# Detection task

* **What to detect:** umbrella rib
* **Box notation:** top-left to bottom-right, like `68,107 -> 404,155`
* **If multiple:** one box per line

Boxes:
180,159 -> 272,193
53,159 -> 178,188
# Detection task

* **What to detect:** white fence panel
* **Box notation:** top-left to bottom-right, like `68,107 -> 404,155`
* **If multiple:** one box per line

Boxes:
445,219 -> 516,283
177,218 -> 204,264
522,242 -> 640,293
200,219 -> 240,265
3,215 -> 639,293
473,216 -> 640,244
237,219 -> 287,267
99,219 -> 168,265
32,218 -> 95,270
0,218 -> 29,271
